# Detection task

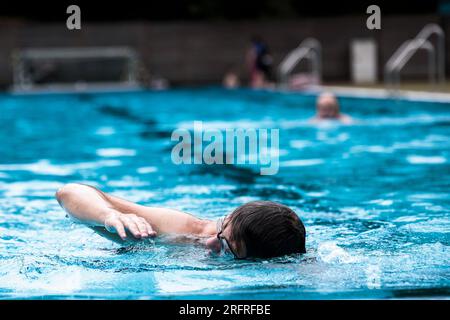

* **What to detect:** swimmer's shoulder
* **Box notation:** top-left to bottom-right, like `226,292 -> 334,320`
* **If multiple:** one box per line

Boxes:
339,114 -> 354,124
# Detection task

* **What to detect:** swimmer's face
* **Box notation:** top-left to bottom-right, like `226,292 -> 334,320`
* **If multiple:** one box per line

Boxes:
317,94 -> 340,119
205,217 -> 245,259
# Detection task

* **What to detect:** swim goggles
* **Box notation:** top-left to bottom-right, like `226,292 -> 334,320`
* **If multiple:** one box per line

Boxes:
216,216 -> 240,259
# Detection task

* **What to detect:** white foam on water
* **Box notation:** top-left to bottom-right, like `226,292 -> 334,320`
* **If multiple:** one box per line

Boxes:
339,207 -> 378,219
350,134 -> 450,155
0,180 -> 63,197
392,140 -> 435,149
278,119 -> 312,129
399,218 -> 450,233
172,185 -> 213,195
0,160 -> 73,176
107,176 -> 149,188
317,242 -> 359,264
280,159 -> 324,167
406,155 -> 447,164
351,145 -> 393,154
424,205 -> 447,212
392,216 -> 425,223
306,191 -> 329,198
367,199 -> 394,206
366,114 -> 450,126
316,132 -> 350,144
95,126 -> 116,136
97,148 -> 137,157
0,262 -> 84,294
137,166 -> 158,174
425,134 -> 450,142
0,159 -> 122,176
154,270 -> 231,293
409,193 -> 449,200
290,140 -> 314,149
237,148 -> 288,163
176,120 -> 276,130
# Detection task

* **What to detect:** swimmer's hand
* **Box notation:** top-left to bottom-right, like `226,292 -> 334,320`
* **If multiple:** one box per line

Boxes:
104,211 -> 157,240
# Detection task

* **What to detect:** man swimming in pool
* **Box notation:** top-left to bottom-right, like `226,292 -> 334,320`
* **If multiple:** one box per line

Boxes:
55,183 -> 306,259
310,92 -> 353,124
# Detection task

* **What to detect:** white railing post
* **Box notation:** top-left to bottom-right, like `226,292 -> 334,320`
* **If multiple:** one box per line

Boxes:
278,38 -> 322,88
384,23 -> 445,93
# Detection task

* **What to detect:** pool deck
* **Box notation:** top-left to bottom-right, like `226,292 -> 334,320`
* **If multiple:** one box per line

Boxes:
7,81 -> 450,104
317,82 -> 450,103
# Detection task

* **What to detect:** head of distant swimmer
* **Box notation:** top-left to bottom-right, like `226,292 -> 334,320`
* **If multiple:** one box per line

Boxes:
316,92 -> 341,119
205,201 -> 306,259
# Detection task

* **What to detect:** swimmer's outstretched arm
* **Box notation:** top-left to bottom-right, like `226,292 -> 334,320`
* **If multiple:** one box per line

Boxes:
55,183 -> 211,242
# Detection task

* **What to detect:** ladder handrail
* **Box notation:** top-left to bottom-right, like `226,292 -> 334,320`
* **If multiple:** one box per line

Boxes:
387,39 -> 433,72
416,24 -> 445,83
385,38 -> 436,89
384,23 -> 445,90
385,41 -> 414,72
278,37 -> 322,86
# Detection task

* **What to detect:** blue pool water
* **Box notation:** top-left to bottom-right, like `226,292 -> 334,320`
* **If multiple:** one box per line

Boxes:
0,88 -> 449,299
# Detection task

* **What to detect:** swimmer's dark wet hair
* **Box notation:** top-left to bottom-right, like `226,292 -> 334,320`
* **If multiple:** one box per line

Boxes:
229,201 -> 306,259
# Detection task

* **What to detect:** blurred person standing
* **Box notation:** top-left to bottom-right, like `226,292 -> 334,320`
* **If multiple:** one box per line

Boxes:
246,36 -> 274,88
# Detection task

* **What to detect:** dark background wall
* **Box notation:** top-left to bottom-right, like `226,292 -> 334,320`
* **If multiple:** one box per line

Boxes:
0,0 -> 449,88
0,0 -> 441,21
0,14 -> 447,88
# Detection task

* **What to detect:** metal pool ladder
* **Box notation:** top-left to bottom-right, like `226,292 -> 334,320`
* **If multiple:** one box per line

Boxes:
278,38 -> 322,88
384,23 -> 445,91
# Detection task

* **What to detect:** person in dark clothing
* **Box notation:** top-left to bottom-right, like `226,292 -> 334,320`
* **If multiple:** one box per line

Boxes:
246,36 -> 274,88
